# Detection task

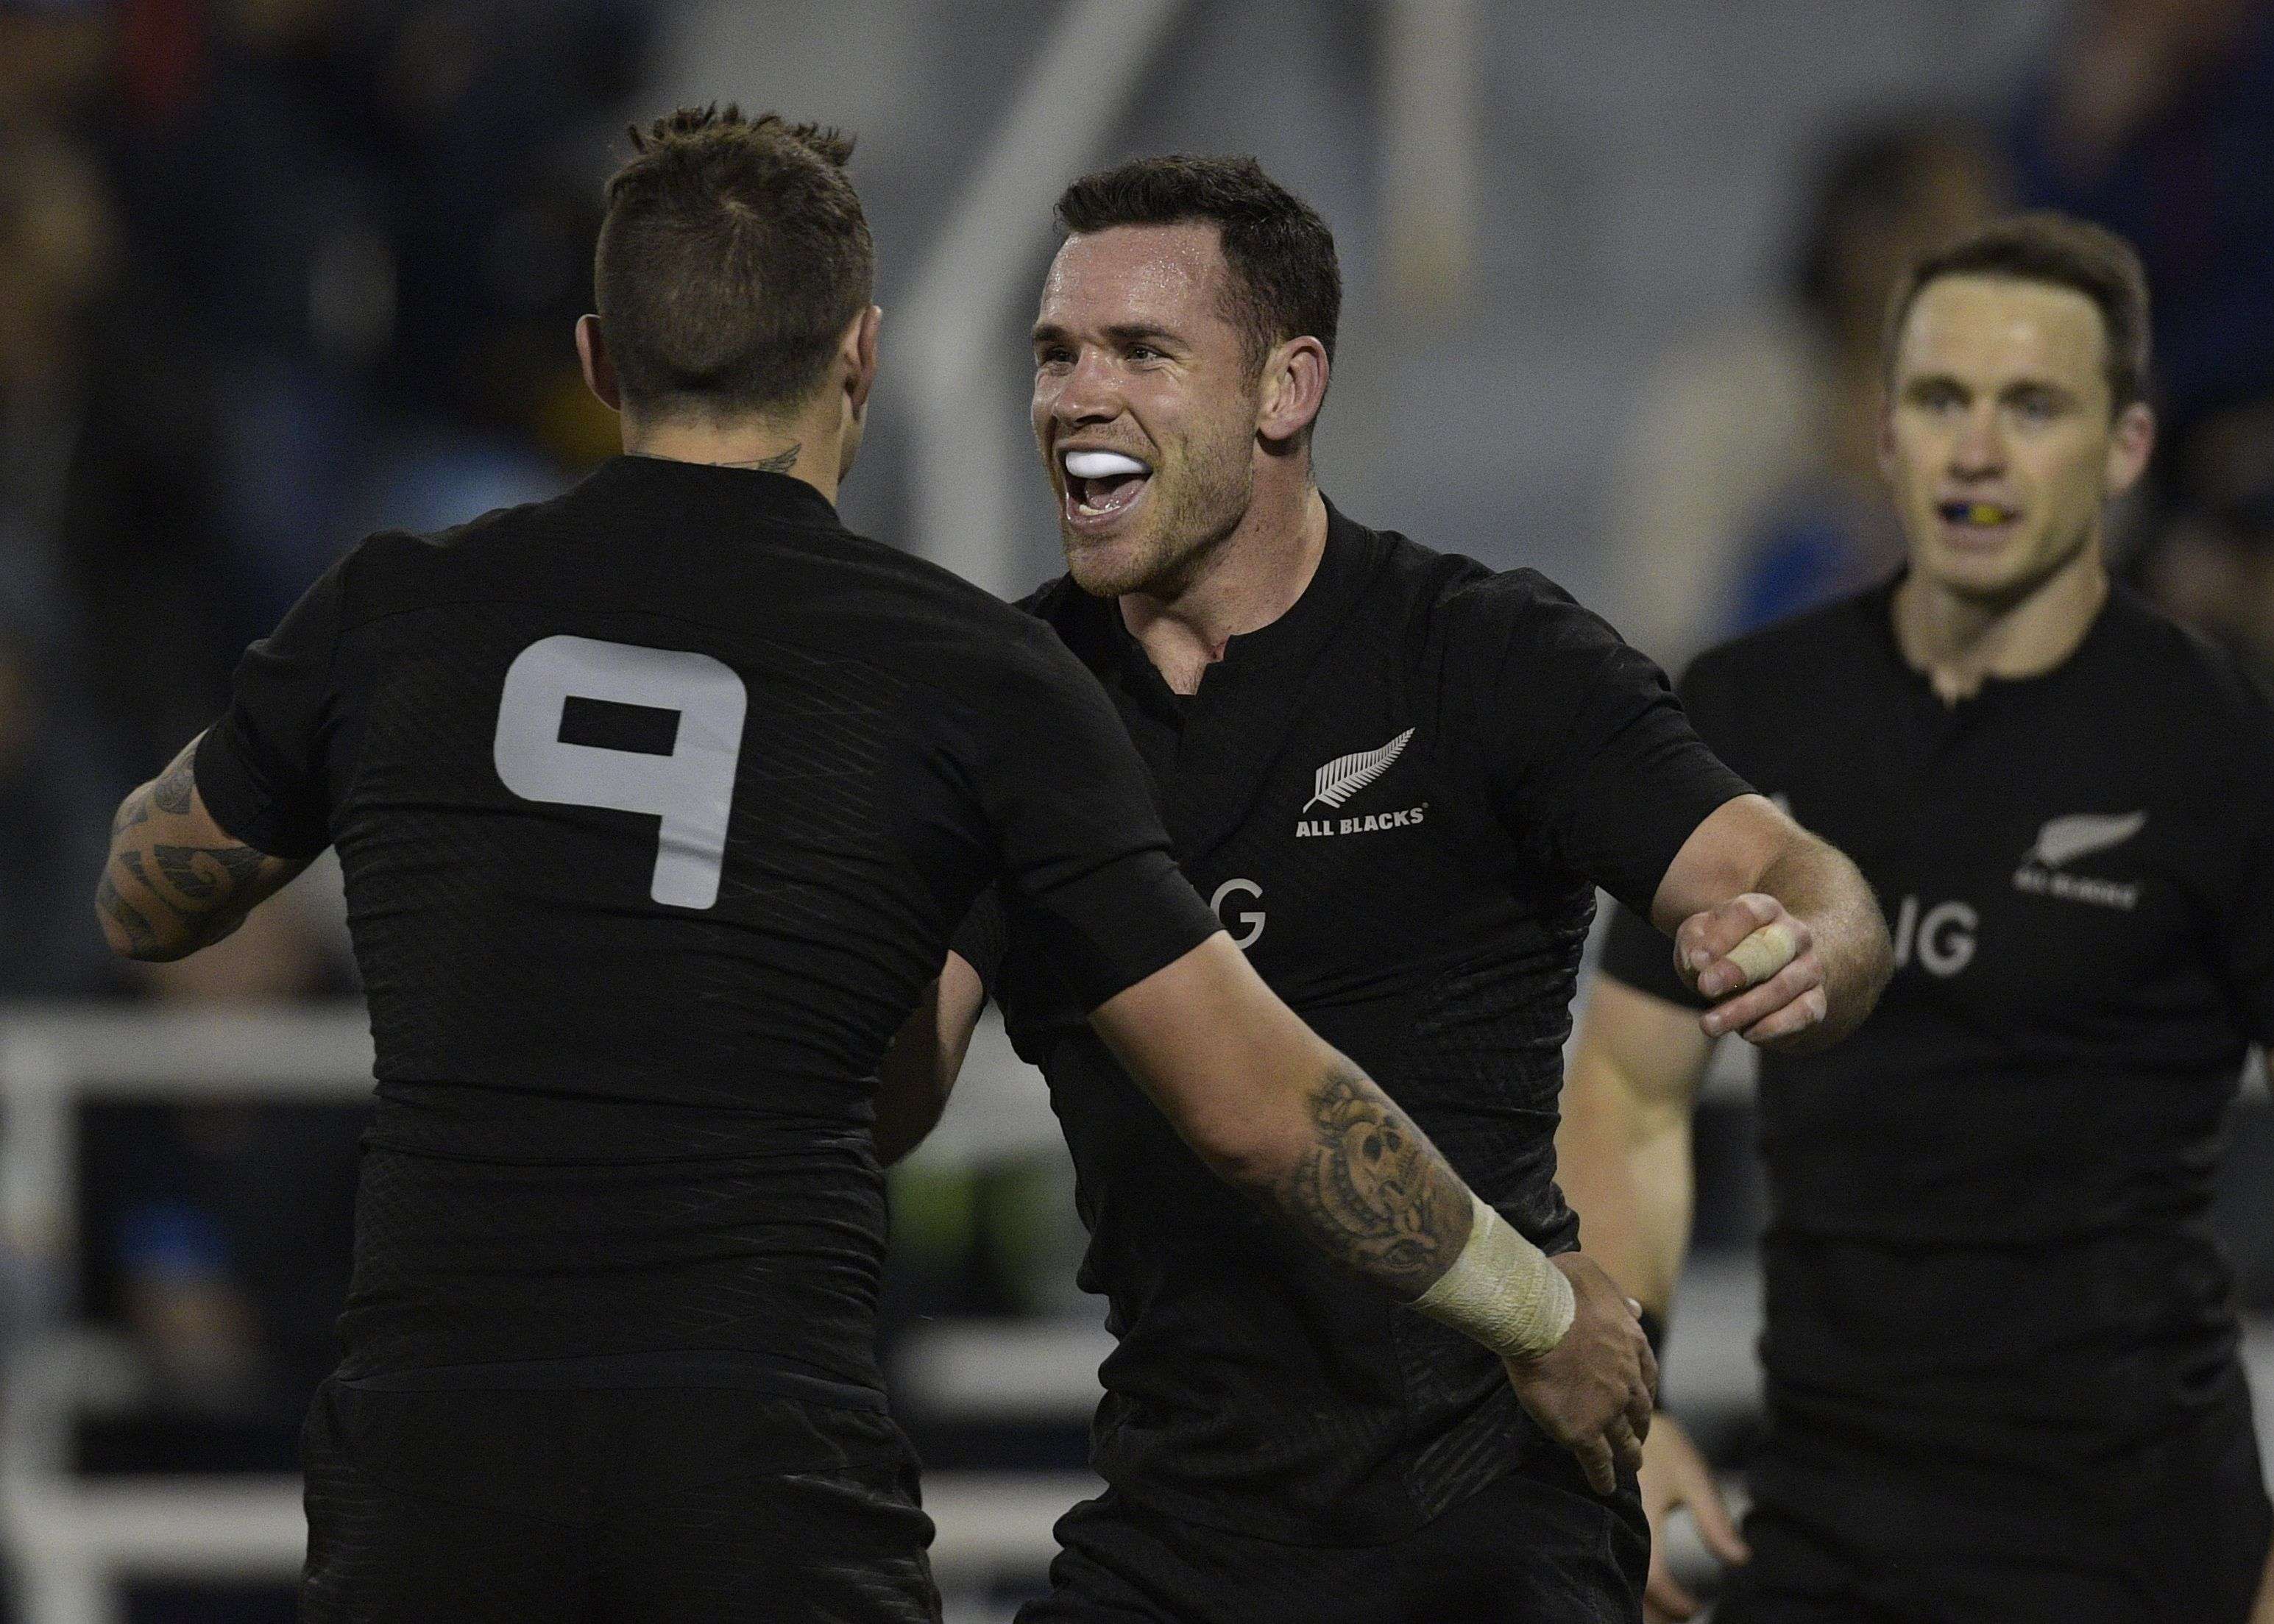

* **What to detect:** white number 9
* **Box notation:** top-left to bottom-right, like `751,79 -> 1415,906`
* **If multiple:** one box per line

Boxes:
493,634 -> 748,909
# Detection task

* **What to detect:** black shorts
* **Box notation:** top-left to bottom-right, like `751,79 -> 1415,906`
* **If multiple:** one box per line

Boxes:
1714,1374 -> 2272,1624
1017,1454 -> 1646,1624
300,1377 -> 941,1623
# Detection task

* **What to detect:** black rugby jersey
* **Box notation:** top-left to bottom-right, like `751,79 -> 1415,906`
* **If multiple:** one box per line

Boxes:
194,455 -> 1220,1400
1601,578 -> 2274,1475
955,504 -> 1750,1543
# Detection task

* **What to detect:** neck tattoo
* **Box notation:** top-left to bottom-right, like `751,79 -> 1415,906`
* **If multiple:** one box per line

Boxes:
726,443 -> 801,475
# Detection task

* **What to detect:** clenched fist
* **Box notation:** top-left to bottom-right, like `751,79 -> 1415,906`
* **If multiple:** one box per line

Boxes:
1674,892 -> 1827,1048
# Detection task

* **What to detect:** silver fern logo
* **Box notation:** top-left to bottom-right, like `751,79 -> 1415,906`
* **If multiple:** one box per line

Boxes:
1304,728 -> 1414,812
2025,811 -> 2146,868
2013,810 -> 2146,909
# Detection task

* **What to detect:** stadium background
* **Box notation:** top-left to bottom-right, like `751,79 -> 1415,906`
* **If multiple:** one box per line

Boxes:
1,0 -> 2270,1618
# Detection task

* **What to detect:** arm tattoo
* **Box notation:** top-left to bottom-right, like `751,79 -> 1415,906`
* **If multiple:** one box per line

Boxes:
98,870 -> 161,957
100,731 -> 301,958
150,745 -> 197,814
1273,1065 -> 1470,1299
113,740 -> 198,835
153,843 -> 269,904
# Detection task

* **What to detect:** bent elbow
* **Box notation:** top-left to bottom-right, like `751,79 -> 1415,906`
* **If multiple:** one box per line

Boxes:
1852,894 -> 1898,1003
1177,1105 -> 1305,1197
96,915 -> 191,963
93,878 -> 195,962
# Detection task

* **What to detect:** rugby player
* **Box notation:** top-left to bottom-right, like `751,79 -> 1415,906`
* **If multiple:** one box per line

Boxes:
1560,213 -> 2274,1623
890,156 -> 1891,1622
94,110 -> 1654,1622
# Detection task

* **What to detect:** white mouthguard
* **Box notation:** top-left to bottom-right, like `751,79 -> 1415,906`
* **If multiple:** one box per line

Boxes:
1064,451 -> 1149,481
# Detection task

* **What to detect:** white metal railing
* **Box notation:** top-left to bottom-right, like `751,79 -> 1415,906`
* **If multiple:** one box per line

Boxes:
1,1004 -> 2263,1622
0,1002 -> 1080,1624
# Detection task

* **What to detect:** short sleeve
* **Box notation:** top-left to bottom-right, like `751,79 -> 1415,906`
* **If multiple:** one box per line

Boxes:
968,623 -> 1220,1012
1598,898 -> 1703,1009
193,557 -> 347,859
1442,571 -> 1751,918
949,887 -> 1008,1004
2211,672 -> 2274,1045
2227,837 -> 2274,1046
1595,648 -> 1748,1008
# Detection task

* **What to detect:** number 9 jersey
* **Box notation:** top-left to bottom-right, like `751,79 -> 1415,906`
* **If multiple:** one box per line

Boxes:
191,455 -> 1221,1403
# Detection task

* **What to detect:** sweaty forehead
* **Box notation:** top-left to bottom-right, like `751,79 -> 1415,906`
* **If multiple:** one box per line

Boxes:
1037,223 -> 1233,333
1896,274 -> 2110,392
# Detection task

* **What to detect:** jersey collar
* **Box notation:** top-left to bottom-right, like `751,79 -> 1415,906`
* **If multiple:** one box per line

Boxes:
586,454 -> 846,532
1060,497 -> 1381,687
1866,565 -> 2126,721
1055,499 -> 1386,865
1201,497 -> 1381,678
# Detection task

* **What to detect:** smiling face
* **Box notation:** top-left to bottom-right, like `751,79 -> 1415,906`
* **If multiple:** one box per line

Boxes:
1031,223 -> 1264,598
1882,273 -> 2153,604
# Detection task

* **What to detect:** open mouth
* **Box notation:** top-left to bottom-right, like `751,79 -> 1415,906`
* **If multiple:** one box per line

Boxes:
1061,449 -> 1154,523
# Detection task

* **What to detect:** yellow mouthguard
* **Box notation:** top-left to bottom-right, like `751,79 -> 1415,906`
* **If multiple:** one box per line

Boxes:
1966,503 -> 2009,525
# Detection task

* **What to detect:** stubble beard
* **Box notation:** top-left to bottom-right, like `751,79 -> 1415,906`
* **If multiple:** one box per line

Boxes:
1062,434 -> 1255,601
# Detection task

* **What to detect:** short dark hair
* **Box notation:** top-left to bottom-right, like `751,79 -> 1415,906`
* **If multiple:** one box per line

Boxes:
595,104 -> 874,420
1793,113 -> 1991,323
1055,154 -> 1341,375
1885,212 -> 2153,411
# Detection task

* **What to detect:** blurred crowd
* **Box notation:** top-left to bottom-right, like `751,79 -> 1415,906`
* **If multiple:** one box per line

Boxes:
1609,0 -> 2274,1365
1,0 -> 646,1004
0,0 -> 2270,1614
1612,0 -> 2274,675
0,9 -> 649,1606
7,0 -> 2269,999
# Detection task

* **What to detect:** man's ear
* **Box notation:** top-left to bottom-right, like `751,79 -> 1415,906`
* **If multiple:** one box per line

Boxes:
2105,400 -> 2155,498
1256,335 -> 1328,449
577,315 -> 622,413
844,305 -> 882,419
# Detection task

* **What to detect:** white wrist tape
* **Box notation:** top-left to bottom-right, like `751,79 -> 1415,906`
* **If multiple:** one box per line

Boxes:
1409,1193 -> 1575,1361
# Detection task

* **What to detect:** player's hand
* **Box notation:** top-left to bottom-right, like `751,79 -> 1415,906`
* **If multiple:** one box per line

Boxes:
1502,1254 -> 1654,1496
1640,1412 -> 1749,1623
1674,892 -> 1825,1049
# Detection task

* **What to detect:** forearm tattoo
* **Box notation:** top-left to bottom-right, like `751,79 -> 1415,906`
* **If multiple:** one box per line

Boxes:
1272,1064 -> 1470,1299
151,748 -> 196,814
153,843 -> 269,902
96,870 -> 160,956
100,737 -> 286,956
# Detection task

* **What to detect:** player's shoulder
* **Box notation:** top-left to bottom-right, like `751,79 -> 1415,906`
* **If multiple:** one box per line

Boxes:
2075,589 -> 2274,845
810,520 -> 1060,646
316,500 -> 531,628
2100,584 -> 2267,709
352,474 -> 1047,652
1302,520 -> 1670,734
843,564 -> 1102,727
325,474 -> 617,598
1356,522 -> 1607,653
2096,584 -> 2274,761
1676,582 -> 1890,720
988,570 -> 1128,676
1586,585 -> 1892,766
800,546 -> 1106,729
1007,570 -> 1091,628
